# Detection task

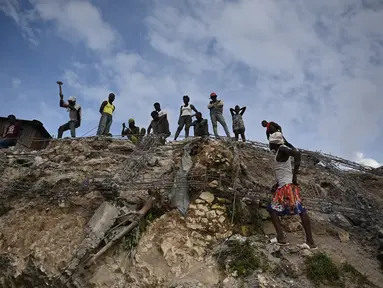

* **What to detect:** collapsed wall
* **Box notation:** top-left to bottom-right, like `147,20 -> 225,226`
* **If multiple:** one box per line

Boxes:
0,137 -> 382,288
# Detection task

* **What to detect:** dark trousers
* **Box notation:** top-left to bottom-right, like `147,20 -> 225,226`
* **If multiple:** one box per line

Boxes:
283,137 -> 295,150
0,139 -> 16,149
58,120 -> 79,138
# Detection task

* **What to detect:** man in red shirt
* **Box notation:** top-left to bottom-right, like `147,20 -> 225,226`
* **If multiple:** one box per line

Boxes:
261,120 -> 295,149
0,115 -> 22,149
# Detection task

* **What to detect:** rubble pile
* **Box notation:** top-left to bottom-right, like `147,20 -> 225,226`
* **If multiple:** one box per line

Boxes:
0,137 -> 382,287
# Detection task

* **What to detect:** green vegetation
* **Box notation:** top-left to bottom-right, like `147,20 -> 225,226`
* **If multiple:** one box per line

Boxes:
341,262 -> 375,287
305,252 -> 342,286
305,254 -> 377,287
216,239 -> 262,278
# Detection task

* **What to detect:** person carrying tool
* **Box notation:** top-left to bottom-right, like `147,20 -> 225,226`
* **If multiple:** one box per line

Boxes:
174,95 -> 199,140
58,94 -> 81,139
190,112 -> 209,137
267,132 -> 316,248
261,120 -> 295,149
0,115 -> 22,149
207,92 -> 230,138
122,118 -> 146,144
230,105 -> 246,142
97,93 -> 115,136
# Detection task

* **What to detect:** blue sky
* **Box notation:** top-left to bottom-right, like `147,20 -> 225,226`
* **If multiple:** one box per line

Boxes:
0,0 -> 382,167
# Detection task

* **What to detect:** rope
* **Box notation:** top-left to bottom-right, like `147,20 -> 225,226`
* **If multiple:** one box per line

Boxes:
80,126 -> 98,137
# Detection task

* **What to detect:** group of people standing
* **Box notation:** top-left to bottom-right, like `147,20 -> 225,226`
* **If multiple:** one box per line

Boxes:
0,88 -> 316,250
55,89 -> 316,249
56,91 -> 249,143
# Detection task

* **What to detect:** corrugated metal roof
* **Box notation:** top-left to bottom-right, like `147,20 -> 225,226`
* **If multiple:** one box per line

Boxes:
0,117 -> 52,139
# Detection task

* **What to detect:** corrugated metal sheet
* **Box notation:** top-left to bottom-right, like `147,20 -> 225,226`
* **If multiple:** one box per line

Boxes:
0,119 -> 51,150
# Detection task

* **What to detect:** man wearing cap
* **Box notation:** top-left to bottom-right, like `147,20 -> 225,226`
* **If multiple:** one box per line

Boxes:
58,92 -> 81,139
97,93 -> 116,136
121,118 -> 146,144
207,92 -> 230,138
0,115 -> 22,149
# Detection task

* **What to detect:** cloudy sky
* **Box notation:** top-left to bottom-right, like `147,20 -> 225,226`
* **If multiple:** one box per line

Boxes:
0,0 -> 382,167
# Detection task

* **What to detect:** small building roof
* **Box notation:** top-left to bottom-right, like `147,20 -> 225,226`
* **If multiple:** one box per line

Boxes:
0,117 -> 52,139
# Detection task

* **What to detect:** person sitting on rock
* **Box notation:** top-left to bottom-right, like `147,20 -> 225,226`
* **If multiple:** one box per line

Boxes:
174,95 -> 199,141
262,120 -> 294,149
121,118 -> 146,144
147,111 -> 171,144
230,105 -> 246,142
267,132 -> 316,248
190,112 -> 209,138
207,92 -> 230,138
0,115 -> 22,149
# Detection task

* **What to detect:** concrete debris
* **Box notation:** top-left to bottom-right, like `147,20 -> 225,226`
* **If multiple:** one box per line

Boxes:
0,137 -> 383,287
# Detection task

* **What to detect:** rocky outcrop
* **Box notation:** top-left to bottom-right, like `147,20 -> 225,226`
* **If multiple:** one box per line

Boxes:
0,137 -> 383,287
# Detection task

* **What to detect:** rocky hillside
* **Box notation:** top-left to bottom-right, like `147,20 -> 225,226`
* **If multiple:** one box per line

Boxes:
0,137 -> 382,288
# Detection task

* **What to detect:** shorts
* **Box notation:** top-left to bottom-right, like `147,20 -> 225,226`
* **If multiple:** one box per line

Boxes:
268,183 -> 306,216
233,128 -> 245,134
178,115 -> 192,127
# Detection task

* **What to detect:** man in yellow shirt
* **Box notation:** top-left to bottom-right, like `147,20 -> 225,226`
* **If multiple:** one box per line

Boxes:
97,93 -> 115,136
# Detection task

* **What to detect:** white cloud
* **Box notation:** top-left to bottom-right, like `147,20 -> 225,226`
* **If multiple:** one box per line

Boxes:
0,0 -> 39,45
30,0 -> 119,53
11,77 -> 21,88
354,152 -> 381,168
2,0 -> 383,163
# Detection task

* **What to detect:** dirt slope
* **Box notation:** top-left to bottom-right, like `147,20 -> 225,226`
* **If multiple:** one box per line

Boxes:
0,137 -> 382,288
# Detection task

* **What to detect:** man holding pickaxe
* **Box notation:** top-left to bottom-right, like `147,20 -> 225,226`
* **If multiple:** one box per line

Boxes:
56,81 -> 82,139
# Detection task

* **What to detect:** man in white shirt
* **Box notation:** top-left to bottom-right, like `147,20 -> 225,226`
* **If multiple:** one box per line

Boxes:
268,132 -> 316,248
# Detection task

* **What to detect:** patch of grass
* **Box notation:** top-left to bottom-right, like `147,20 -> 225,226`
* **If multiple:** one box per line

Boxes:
216,240 -> 261,278
341,263 -> 374,287
305,252 -> 343,287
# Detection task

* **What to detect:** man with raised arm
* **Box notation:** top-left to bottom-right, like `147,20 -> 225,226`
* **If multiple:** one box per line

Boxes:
122,118 -> 146,144
58,93 -> 81,139
230,105 -> 246,142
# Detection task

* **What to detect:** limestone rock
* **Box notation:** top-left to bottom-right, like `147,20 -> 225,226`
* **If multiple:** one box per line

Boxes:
338,230 -> 350,242
199,192 -> 214,203
208,180 -> 219,188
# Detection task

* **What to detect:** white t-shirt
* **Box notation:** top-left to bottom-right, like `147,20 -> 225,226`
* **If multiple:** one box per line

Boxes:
181,104 -> 192,116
